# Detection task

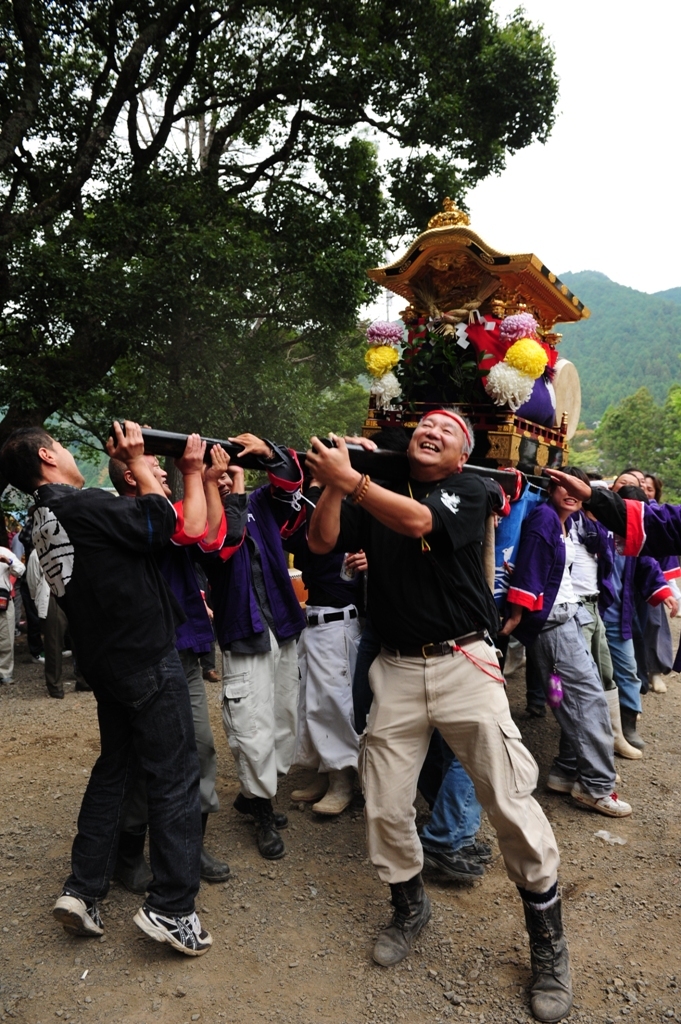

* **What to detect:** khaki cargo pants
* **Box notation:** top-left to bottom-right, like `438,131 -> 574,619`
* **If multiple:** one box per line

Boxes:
362,641 -> 560,893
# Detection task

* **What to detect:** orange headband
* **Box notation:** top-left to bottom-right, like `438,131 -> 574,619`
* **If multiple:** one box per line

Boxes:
423,409 -> 472,448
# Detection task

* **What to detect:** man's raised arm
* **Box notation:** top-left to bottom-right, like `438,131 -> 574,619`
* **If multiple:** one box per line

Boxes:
174,433 -> 207,537
305,435 -> 433,544
308,483 -> 346,554
203,444 -> 230,546
106,421 -> 166,498
544,468 -> 635,545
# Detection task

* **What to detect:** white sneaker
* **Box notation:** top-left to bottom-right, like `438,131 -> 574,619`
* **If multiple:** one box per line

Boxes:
546,769 -> 576,794
53,894 -> 103,936
570,781 -> 632,817
31,654 -> 45,664
134,904 -> 212,956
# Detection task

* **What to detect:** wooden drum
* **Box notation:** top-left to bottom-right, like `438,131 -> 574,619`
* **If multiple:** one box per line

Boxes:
552,358 -> 581,440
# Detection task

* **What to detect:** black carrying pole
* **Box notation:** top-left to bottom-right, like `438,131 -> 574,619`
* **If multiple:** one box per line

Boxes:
122,425 -> 525,496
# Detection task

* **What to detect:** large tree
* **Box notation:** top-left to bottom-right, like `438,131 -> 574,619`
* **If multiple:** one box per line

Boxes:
0,0 -> 558,468
595,383 -> 681,500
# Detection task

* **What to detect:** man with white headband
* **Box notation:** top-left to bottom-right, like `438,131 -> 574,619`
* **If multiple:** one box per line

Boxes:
306,408 -> 571,1024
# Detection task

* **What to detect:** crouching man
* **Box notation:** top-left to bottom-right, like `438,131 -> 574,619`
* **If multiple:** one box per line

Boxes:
306,409 -> 572,1023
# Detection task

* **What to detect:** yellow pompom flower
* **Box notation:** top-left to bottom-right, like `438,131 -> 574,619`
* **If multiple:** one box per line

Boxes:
504,337 -> 548,380
365,344 -> 399,378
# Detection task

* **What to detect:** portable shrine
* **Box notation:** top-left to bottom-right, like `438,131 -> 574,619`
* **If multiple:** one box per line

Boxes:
362,199 -> 589,473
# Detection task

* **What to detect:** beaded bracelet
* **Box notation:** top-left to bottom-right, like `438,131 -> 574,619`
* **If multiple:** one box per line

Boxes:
353,474 -> 371,505
349,473 -> 366,502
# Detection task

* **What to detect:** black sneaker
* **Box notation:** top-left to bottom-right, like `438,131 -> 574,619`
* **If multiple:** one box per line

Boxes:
459,840 -> 493,864
53,893 -> 103,936
133,904 -> 212,956
421,843 -> 485,883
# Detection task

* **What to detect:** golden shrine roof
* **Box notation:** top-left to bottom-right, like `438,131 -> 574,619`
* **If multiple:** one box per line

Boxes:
368,199 -> 590,329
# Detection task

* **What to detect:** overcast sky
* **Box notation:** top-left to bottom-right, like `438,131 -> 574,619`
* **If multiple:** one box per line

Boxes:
367,0 -> 680,320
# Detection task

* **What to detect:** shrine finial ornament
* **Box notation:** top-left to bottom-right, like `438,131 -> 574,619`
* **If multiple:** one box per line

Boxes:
427,197 -> 471,229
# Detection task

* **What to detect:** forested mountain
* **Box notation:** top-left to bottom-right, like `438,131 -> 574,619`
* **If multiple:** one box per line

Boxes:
556,271 -> 681,426
654,287 -> 681,305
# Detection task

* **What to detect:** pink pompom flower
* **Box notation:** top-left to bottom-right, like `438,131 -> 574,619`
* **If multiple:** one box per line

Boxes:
366,320 -> 404,346
499,312 -> 539,344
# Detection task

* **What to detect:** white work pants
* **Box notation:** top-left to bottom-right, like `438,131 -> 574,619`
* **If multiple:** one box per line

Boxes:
294,606 -> 361,773
221,631 -> 299,799
0,601 -> 16,682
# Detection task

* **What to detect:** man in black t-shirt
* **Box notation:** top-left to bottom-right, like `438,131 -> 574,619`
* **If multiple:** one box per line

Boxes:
306,410 -> 571,1024
0,422 -> 212,957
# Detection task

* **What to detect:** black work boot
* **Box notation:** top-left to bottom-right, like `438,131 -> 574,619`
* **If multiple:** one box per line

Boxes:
522,895 -> 573,1022
372,874 -> 432,967
200,813 -> 231,883
620,707 -> 645,750
113,828 -> 153,894
233,792 -> 288,829
250,798 -> 285,859
421,842 -> 485,883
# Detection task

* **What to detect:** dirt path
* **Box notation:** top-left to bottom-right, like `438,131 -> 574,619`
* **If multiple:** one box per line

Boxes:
2,632 -> 681,1024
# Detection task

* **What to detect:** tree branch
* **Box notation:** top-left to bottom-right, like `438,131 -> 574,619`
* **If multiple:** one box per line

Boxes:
221,107 -> 312,197
0,0 -> 43,173
0,0 -> 194,240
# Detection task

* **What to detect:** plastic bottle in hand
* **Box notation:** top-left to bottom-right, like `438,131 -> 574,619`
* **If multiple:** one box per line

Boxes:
339,554 -> 357,581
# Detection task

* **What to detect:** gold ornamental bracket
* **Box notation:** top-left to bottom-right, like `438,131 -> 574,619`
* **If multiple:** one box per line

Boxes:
368,199 -> 590,330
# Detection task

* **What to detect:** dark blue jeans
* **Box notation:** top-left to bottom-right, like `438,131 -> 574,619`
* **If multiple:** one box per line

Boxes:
64,649 -> 202,916
420,738 -> 482,852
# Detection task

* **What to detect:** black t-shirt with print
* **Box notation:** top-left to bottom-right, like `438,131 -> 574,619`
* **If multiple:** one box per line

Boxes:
336,473 -> 500,649
32,484 -> 181,689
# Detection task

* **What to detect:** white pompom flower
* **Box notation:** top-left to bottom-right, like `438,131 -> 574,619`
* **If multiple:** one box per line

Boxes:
484,361 -> 534,411
371,370 -> 402,409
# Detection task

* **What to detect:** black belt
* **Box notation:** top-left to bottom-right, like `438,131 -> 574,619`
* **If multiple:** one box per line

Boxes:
580,594 -> 599,603
307,608 -> 358,627
382,630 -> 494,659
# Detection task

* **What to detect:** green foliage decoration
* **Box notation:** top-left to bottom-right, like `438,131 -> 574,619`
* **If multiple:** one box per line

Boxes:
397,328 -> 487,406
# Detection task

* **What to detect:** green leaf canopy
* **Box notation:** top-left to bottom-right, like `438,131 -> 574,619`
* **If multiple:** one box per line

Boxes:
0,0 -> 558,461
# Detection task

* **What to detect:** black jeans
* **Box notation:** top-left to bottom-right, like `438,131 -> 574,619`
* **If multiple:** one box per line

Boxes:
352,618 -> 381,734
64,649 -> 202,916
19,578 -> 42,657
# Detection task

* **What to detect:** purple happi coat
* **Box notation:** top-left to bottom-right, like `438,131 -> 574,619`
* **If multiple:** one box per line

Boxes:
587,489 -> 681,665
204,451 -> 307,648
506,501 -> 567,646
508,501 -> 671,647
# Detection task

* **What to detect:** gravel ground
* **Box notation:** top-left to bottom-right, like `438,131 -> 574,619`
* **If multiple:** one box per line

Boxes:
1,629 -> 681,1024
